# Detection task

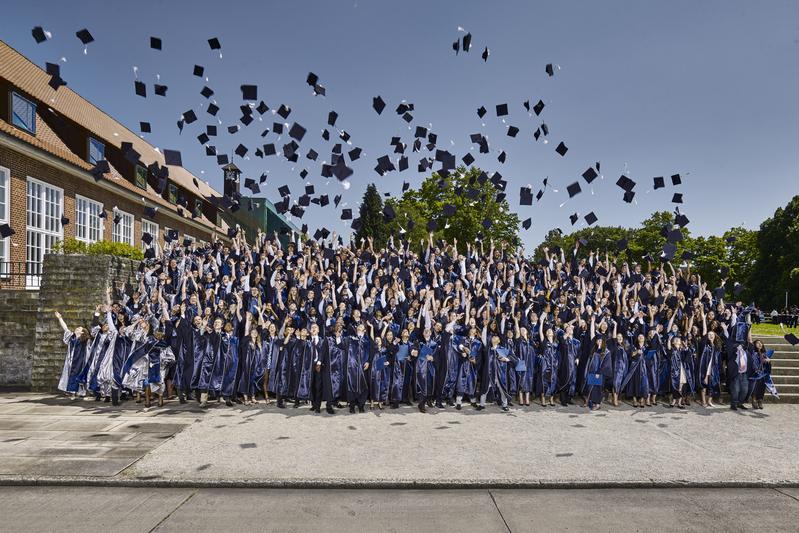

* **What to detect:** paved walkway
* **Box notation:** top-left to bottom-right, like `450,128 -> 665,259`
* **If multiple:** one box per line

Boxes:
1,487 -> 798,532
0,393 -> 797,486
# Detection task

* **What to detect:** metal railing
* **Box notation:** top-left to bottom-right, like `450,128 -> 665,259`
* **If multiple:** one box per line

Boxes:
0,261 -> 42,290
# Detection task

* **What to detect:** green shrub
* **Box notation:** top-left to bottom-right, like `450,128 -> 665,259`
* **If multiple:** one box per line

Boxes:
52,238 -> 144,260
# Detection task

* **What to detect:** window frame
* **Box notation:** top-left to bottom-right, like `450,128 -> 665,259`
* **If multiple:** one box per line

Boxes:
0,165 -> 9,274
74,194 -> 104,244
87,136 -> 105,166
26,176 -> 63,288
10,91 -> 36,134
111,208 -> 134,246
167,183 -> 178,204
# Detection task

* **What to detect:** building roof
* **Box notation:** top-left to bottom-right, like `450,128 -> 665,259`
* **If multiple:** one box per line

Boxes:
0,40 -> 227,234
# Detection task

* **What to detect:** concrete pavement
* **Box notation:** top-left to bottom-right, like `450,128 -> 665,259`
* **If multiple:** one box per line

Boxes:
1,393 -> 798,487
1,487 -> 798,532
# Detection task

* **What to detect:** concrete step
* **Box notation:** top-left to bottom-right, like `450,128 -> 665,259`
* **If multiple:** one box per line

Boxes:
763,393 -> 799,403
771,367 -> 799,376
771,375 -> 799,384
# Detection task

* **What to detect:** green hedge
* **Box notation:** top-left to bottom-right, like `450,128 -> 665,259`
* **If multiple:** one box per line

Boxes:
52,238 -> 144,260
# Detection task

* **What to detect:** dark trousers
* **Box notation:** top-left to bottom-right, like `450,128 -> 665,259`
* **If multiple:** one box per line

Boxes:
417,394 -> 427,410
729,371 -> 748,406
559,388 -> 571,406
311,369 -> 324,410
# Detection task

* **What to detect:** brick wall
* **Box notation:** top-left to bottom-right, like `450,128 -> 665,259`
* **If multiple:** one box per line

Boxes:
0,289 -> 38,388
30,253 -> 140,392
0,144 -> 217,264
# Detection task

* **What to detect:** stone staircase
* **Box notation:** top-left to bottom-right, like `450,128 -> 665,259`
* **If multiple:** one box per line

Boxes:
761,335 -> 799,403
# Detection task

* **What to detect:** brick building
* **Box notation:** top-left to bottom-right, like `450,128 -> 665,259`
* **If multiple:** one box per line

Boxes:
0,40 -> 230,288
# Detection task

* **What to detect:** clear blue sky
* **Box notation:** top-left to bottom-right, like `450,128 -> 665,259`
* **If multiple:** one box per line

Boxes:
3,0 -> 798,248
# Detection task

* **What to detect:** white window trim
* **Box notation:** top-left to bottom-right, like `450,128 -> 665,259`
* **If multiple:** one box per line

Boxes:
0,165 -> 9,275
26,176 -> 63,288
112,208 -> 134,246
74,194 -> 104,243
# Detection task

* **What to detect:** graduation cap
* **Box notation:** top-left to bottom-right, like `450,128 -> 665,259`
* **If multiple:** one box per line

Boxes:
0,223 -> 15,238
671,174 -> 682,186
134,80 -> 147,97
675,213 -> 690,228
341,208 -> 352,220
617,238 -> 628,251
139,121 -> 152,133
32,26 -> 49,44
182,109 -> 197,124
150,36 -> 162,50
616,175 -> 636,192
426,219 -> 437,232
334,194 -> 342,207
567,182 -> 582,198
496,103 -> 508,116
545,63 -> 555,76
144,206 -> 157,218
477,106 -> 487,118
533,100 -> 545,116
141,232 -> 154,246
278,185 -> 291,197
216,154 -> 229,165
681,251 -> 694,261
263,142 -> 276,156
289,122 -> 307,141
76,29 -> 94,45
208,37 -> 221,50
653,176 -> 665,190
481,47 -> 489,61
785,333 -> 799,346
661,242 -> 677,261
555,142 -> 568,156
672,193 -> 684,204
506,126 -> 519,138
59,215 -> 69,227
348,147 -> 362,161
200,86 -> 214,99
163,149 -> 182,167
191,64 -> 205,77
623,191 -> 635,203
272,122 -> 284,135
112,213 -> 122,225
290,205 -> 305,218
569,213 -> 579,225
522,218 -> 532,230
372,95 -> 387,115
240,84 -> 257,100
462,32 -> 472,52
584,212 -> 598,225
277,104 -> 291,119
582,167 -> 598,183
206,103 -> 219,116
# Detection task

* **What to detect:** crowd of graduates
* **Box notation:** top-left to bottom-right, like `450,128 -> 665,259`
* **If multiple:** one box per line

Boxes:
54,228 -> 778,414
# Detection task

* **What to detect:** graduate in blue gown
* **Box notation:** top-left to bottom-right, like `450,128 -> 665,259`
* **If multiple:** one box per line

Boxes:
478,333 -> 513,411
583,337 -> 612,410
290,327 -> 312,407
455,327 -> 482,409
55,310 -> 90,398
85,308 -> 114,400
259,323 -> 279,404
272,324 -> 296,408
389,330 -> 411,409
238,314 -> 262,404
370,334 -> 391,408
667,336 -> 693,409
415,328 -> 437,413
514,323 -> 537,407
536,316 -> 560,407
346,323 -> 372,413
326,324 -> 347,409
197,317 -> 233,408
697,332 -> 722,408
747,339 -> 777,410
557,324 -> 580,407
620,334 -> 650,407
608,331 -> 628,407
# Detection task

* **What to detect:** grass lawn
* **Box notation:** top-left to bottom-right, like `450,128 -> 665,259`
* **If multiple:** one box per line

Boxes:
751,322 -> 799,337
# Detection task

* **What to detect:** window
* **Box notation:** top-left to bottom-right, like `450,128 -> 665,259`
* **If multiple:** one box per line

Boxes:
0,166 -> 9,274
112,209 -> 133,245
142,219 -> 158,250
26,177 -> 63,287
11,92 -> 36,134
135,165 -> 148,190
167,183 -> 177,204
75,195 -> 103,243
87,137 -> 105,165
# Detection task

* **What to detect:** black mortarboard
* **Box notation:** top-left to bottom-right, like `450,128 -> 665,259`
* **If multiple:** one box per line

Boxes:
113,213 -> 122,225
496,103 -> 508,116
256,101 -> 269,115
141,232 -> 153,245
681,251 -> 694,261
506,126 -> 519,138
520,187 -> 533,206
240,84 -> 257,100
522,218 -> 532,230
144,206 -> 157,218
662,242 -> 676,261
32,27 -> 48,44
327,111 -> 338,127
272,122 -> 284,134
208,37 -> 221,50
290,205 -> 305,218
569,213 -> 579,226
373,96 -> 386,114
155,84 -> 168,97
672,193 -> 683,204
140,122 -> 151,133
322,129 -> 330,141
277,104 -> 291,119
616,175 -> 635,192
584,212 -> 598,225
193,64 -> 205,77
234,144 -> 248,158
134,80 -> 147,97
182,109 -> 197,123
200,86 -> 214,98
477,106 -> 487,118
546,63 -> 554,76
617,238 -> 628,251
207,103 -> 219,116
533,100 -> 545,116
76,29 -> 94,45
623,190 -> 635,203
481,47 -> 489,61
163,149 -> 182,166
582,167 -> 598,183
462,32 -> 472,52
216,154 -> 229,165
426,220 -> 437,232
334,194 -> 342,207
289,122 -> 306,141
278,185 -> 291,197
462,153 -> 475,166
653,176 -> 665,189
197,133 -> 209,145
567,182 -> 582,198
59,215 -> 69,227
0,224 -> 14,238
299,169 -> 308,179
341,208 -> 352,220
348,147 -> 362,161
555,142 -> 568,156
785,333 -> 799,346
671,174 -> 682,186
150,36 -> 162,50
675,213 -> 689,228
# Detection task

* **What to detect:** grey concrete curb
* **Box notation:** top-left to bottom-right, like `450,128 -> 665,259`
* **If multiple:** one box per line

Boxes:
1,476 -> 798,489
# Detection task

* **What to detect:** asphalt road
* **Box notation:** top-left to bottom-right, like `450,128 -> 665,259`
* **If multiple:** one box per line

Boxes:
1,487 -> 797,532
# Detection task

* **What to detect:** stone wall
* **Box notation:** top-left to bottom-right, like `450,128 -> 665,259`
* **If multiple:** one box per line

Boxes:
0,290 -> 39,389
29,253 -> 140,392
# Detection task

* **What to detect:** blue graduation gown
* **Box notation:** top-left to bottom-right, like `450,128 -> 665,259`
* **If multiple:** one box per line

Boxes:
370,348 -> 390,402
697,343 -> 721,395
238,339 -> 263,396
583,349 -> 612,404
516,338 -> 536,393
327,336 -> 345,401
58,331 -> 88,394
535,340 -> 559,396
415,340 -> 437,399
612,345 -> 628,392
346,335 -> 372,402
456,337 -> 482,397
270,338 -> 295,397
220,336 -> 239,398
557,337 -> 580,396
621,350 -> 650,398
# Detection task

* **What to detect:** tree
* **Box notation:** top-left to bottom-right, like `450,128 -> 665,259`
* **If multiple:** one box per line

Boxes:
384,167 -> 520,252
749,195 -> 799,310
354,183 -> 388,249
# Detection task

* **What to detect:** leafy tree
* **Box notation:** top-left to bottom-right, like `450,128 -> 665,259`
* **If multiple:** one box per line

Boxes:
749,195 -> 799,310
384,167 -> 519,252
354,183 -> 388,249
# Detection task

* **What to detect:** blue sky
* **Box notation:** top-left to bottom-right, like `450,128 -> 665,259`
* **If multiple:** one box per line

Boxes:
3,0 -> 799,248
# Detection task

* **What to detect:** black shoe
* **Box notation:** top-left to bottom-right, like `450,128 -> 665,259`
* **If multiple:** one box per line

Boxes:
456,404 -> 462,410
111,390 -> 119,406
179,394 -> 186,404
234,398 -> 243,405
104,396 -> 110,403
277,400 -> 286,409
94,394 -> 101,402
730,404 -> 738,410
418,404 -> 427,413
446,400 -> 455,406
738,404 -> 748,410
435,402 -> 445,409
502,406 -> 510,412
335,402 -> 344,409
475,405 -> 485,411
390,403 -> 399,409
326,406 -> 335,415
349,405 -> 356,414
186,392 -> 195,401
225,399 -> 233,407
293,400 -> 300,408
358,405 -> 365,413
